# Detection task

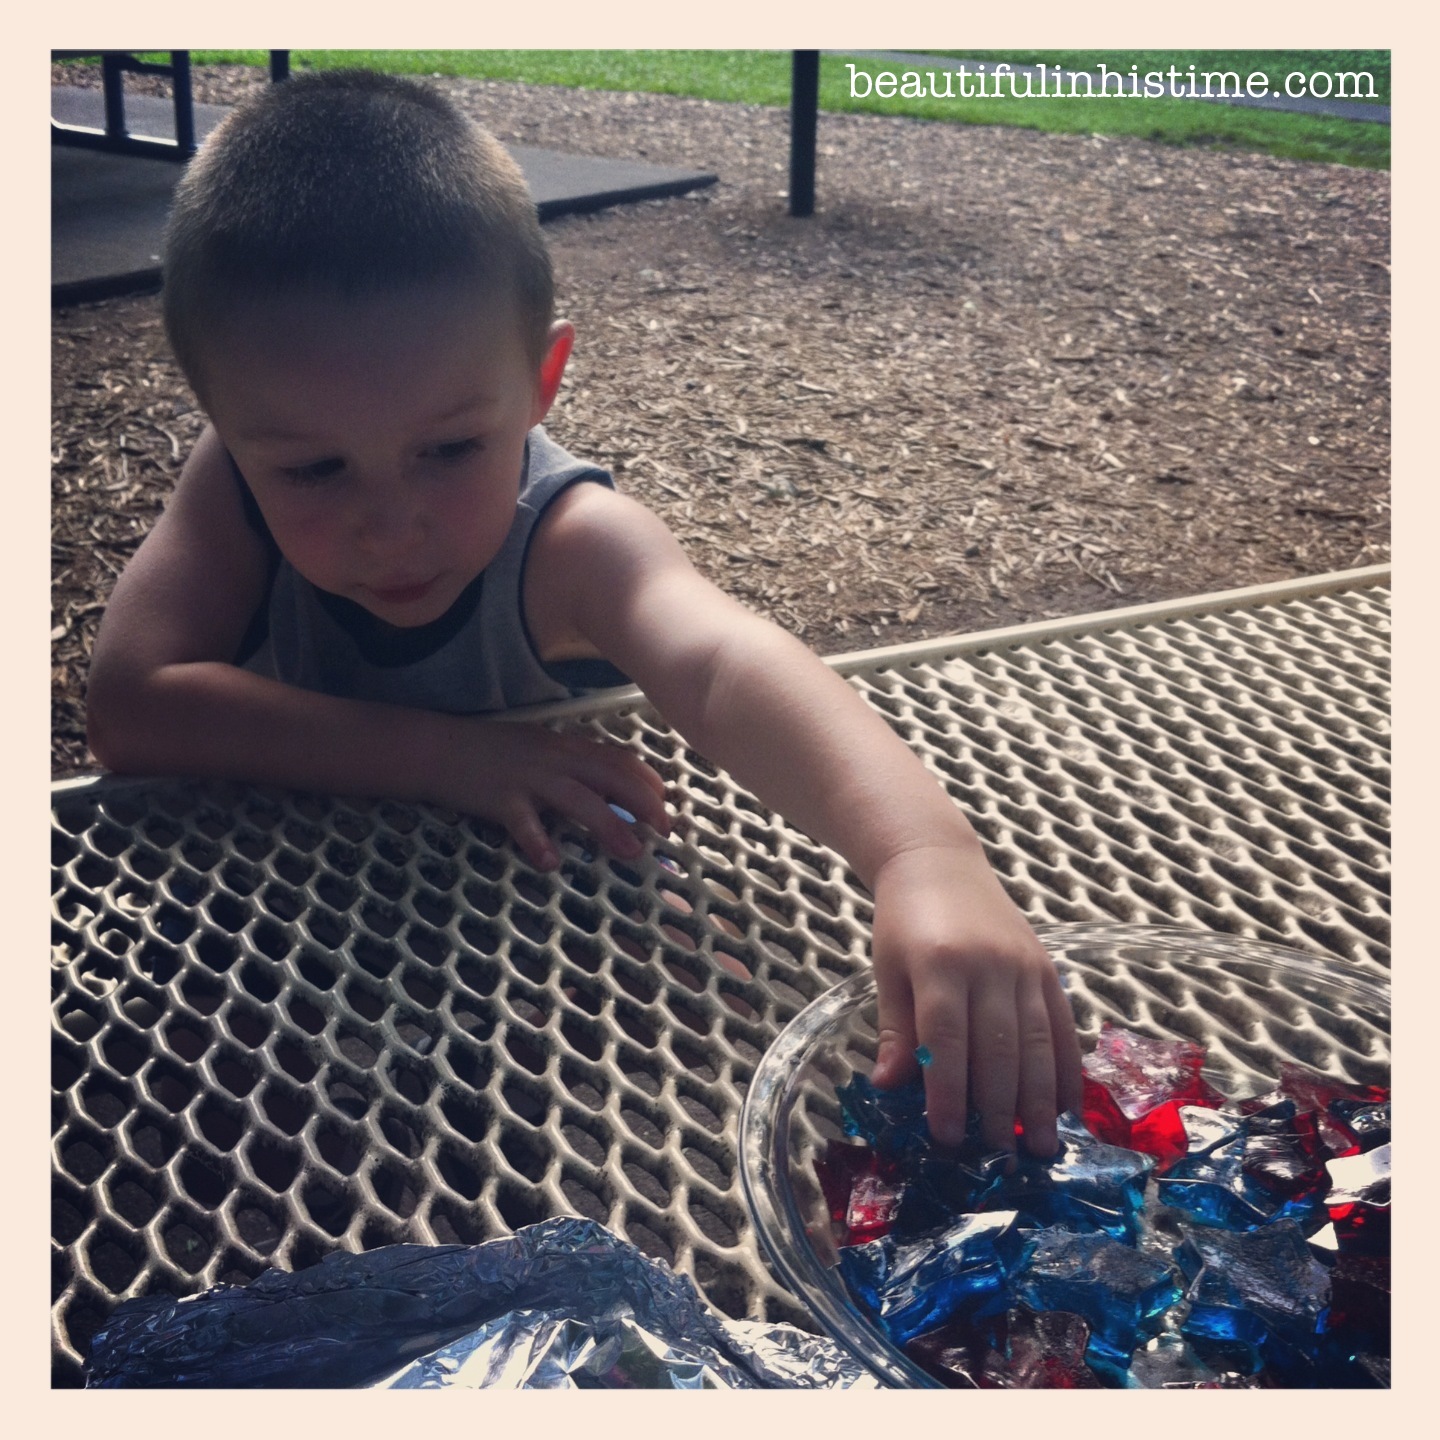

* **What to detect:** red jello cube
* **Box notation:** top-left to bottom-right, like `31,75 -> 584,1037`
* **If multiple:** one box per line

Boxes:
845,1170 -> 901,1243
1268,1064 -> 1389,1158
906,1313 -> 1000,1388
1127,1102 -> 1193,1169
1081,1074 -> 1133,1149
978,1309 -> 1101,1390
814,1142 -> 872,1226
813,1142 -> 903,1245
1082,1025 -> 1225,1165
1328,1200 -> 1390,1256
1084,1024 -> 1225,1116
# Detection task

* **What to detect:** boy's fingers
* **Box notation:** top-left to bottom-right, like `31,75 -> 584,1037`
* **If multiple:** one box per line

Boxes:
506,806 -> 557,870
628,753 -> 670,802
1014,973 -> 1060,1156
914,992 -> 970,1147
870,963 -> 919,1092
967,982 -> 1020,1153
568,740 -> 670,832
1042,965 -> 1085,1114
611,765 -> 671,835
546,778 -> 644,858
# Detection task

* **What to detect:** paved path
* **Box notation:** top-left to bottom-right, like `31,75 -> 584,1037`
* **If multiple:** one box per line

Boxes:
833,51 -> 1390,125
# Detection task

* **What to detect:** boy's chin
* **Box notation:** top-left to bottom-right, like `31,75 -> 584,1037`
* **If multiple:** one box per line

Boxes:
350,579 -> 456,628
361,598 -> 448,629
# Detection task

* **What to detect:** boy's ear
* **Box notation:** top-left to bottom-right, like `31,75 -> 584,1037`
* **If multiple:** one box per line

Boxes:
530,321 -> 575,426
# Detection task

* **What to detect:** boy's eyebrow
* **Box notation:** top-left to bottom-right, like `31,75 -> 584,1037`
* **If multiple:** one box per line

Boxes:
423,393 -> 504,426
239,394 -> 503,444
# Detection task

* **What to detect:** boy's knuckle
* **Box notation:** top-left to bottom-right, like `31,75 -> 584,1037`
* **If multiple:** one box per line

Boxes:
985,1032 -> 1021,1064
1021,1017 -> 1056,1052
908,937 -> 971,981
914,1002 -> 967,1052
874,1021 -> 912,1048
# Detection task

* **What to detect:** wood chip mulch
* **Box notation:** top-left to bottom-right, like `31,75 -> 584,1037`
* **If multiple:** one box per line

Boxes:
52,65 -> 1390,778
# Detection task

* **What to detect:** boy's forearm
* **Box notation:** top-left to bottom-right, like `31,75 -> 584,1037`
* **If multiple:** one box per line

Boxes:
647,617 -> 983,890
88,661 -> 461,806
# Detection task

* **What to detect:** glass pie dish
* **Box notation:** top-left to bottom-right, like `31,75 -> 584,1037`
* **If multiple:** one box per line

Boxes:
738,922 -> 1391,1388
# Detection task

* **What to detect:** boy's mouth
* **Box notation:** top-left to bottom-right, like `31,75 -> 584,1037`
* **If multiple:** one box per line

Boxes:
368,577 -> 438,606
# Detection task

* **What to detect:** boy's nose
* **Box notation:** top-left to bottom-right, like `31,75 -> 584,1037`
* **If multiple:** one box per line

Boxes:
355,487 -> 426,555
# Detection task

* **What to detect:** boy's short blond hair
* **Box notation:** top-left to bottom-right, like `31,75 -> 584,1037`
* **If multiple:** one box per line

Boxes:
163,69 -> 554,398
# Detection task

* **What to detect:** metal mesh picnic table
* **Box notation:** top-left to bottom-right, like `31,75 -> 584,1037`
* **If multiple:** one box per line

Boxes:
50,564 -> 1389,1386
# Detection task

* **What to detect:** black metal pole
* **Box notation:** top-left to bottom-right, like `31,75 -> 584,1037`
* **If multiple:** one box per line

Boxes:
101,51 -> 126,142
171,51 -> 195,156
789,50 -> 819,218
270,50 -> 291,83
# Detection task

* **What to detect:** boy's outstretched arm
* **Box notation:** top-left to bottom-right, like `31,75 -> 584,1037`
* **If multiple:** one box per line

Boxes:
86,426 -> 667,863
529,483 -> 1085,1156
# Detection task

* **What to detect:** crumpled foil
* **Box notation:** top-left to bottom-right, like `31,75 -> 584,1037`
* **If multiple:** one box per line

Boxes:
85,1216 -> 879,1389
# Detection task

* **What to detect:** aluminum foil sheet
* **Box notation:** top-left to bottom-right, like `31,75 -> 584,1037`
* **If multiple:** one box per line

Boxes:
86,1217 -> 877,1388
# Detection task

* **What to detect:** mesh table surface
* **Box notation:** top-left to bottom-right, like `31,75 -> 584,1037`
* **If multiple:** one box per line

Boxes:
50,565 -> 1390,1386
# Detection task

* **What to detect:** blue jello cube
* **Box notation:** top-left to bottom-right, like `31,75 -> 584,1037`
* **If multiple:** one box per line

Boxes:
987,1112 -> 1154,1240
839,1209 -> 1021,1346
837,1074 -> 933,1161
837,1073 -> 1016,1237
837,1234 -> 890,1316
1014,1227 -> 1182,1365
892,1149 -> 1010,1240
1160,1123 -> 1324,1231
1181,1332 -> 1266,1381
1177,1218 -> 1331,1354
1159,1138 -> 1267,1228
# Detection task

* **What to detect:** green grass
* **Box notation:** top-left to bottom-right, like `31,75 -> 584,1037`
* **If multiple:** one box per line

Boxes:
143,49 -> 799,102
96,49 -> 1386,169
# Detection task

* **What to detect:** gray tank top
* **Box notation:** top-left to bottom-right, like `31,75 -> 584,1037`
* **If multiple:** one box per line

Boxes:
238,427 -> 629,712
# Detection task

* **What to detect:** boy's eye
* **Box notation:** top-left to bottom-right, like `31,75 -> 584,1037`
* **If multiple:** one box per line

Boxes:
424,438 -> 481,463
281,457 -> 344,485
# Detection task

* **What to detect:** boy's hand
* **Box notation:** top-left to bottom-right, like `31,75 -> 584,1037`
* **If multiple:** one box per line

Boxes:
447,719 -> 669,871
866,844 -> 1084,1158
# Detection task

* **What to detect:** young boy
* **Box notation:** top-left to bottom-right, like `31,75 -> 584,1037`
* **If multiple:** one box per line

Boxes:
87,70 -> 1082,1158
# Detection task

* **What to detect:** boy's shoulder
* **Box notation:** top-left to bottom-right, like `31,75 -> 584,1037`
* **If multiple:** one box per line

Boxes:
165,424 -> 269,553
523,458 -> 695,665
529,462 -> 674,569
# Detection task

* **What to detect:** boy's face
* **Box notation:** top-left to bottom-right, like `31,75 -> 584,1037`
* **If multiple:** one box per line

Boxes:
203,282 -> 570,627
